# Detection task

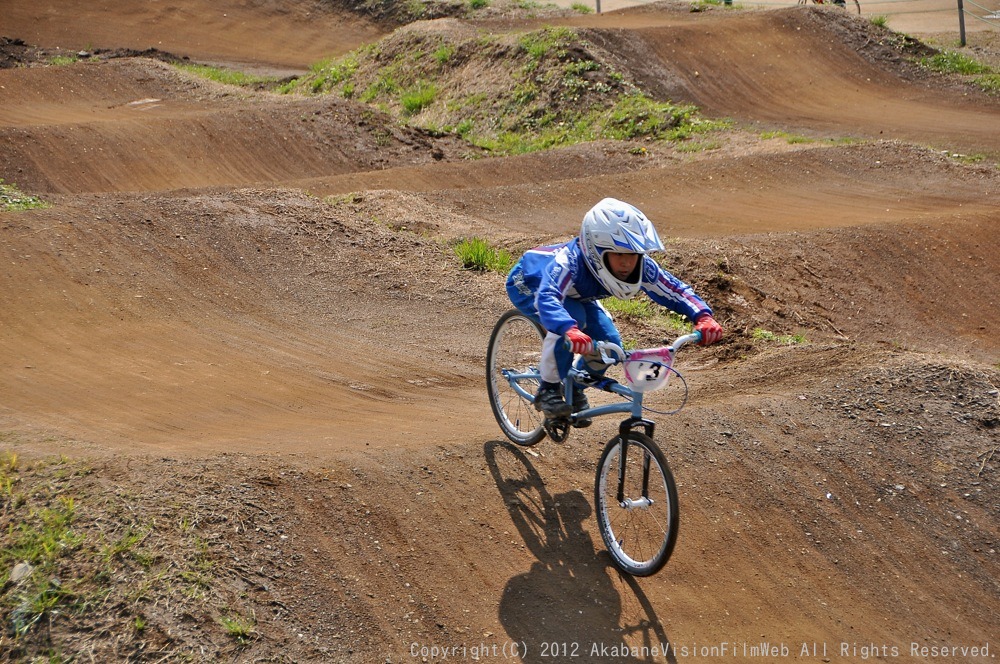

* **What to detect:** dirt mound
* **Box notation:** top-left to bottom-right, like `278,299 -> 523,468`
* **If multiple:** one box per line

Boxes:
611,7 -> 1000,154
290,23 -> 660,144
0,58 -> 477,194
0,0 -> 389,68
0,36 -> 187,70
1,0 -> 998,661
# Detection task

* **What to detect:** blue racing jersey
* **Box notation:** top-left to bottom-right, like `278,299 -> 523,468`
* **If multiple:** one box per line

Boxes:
507,238 -> 712,336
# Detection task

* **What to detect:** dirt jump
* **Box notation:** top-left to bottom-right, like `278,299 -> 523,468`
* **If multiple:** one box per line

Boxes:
0,0 -> 997,661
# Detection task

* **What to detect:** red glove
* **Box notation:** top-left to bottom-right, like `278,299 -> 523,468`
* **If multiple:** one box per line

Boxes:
694,315 -> 723,346
565,326 -> 593,354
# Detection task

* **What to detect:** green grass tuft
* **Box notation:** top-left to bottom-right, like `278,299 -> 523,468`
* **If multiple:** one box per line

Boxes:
752,328 -> 806,345
760,130 -> 813,144
401,80 -> 437,115
2,491 -> 84,637
974,73 -> 1000,94
220,612 -> 256,644
453,238 -> 514,273
1,180 -> 50,212
174,62 -> 276,87
48,54 -> 79,66
919,50 -> 991,75
602,298 -> 693,333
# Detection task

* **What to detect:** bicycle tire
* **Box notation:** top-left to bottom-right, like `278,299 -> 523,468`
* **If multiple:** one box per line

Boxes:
486,309 -> 546,446
594,432 -> 678,576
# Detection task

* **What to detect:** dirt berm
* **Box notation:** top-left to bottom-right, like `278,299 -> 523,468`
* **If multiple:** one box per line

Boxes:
0,0 -> 997,661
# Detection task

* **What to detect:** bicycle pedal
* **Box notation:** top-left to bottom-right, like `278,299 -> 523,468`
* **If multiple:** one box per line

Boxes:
543,418 -> 571,442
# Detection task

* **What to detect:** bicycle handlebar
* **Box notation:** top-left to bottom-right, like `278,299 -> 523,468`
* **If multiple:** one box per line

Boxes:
592,330 -> 703,366
671,330 -> 703,352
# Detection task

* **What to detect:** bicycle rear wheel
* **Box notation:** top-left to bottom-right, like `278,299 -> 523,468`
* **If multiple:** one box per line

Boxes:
486,309 -> 546,446
594,432 -> 678,576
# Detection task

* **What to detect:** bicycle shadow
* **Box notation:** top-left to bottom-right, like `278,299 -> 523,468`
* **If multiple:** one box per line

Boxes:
484,441 -> 679,664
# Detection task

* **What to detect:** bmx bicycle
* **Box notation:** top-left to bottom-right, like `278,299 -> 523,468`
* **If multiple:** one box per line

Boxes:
485,308 -> 702,576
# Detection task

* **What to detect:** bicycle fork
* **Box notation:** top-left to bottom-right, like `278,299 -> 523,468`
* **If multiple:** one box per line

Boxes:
617,417 -> 656,508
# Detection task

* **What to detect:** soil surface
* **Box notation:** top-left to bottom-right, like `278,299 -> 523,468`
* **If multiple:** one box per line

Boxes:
1,1 -> 997,662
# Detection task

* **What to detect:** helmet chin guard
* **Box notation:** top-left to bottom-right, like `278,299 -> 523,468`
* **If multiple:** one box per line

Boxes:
580,198 -> 664,299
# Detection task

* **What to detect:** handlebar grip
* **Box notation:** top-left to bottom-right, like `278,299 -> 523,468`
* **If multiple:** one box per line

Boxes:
671,330 -> 702,352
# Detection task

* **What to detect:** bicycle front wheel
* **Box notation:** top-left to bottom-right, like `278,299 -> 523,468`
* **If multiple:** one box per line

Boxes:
486,309 -> 546,446
594,432 -> 679,576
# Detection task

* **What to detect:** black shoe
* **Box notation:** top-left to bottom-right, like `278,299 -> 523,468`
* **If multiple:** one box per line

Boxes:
571,386 -> 592,428
535,381 -> 571,419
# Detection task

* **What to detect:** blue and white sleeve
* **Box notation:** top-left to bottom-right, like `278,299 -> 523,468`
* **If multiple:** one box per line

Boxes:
643,259 -> 712,322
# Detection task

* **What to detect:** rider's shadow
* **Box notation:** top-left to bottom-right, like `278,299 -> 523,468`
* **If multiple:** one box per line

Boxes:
485,441 -> 678,664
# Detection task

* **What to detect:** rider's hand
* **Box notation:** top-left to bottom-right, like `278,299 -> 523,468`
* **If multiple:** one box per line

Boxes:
565,326 -> 593,354
694,315 -> 723,346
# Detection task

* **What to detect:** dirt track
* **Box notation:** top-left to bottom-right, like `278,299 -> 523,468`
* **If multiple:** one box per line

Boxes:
1,1 -> 998,662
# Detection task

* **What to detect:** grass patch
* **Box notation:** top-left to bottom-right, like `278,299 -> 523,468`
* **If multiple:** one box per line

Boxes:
915,49 -> 999,94
453,237 -> 514,273
476,95 -> 728,155
360,69 -> 401,102
47,54 -> 79,66
220,612 -> 257,644
760,130 -> 813,144
0,457 -> 87,640
0,453 -> 251,659
174,62 -> 276,87
751,328 -> 806,345
514,0 -> 554,11
1,180 -> 49,212
949,152 -> 988,164
919,50 -> 991,75
401,80 -> 437,115
287,54 -> 362,95
869,15 -> 889,28
601,94 -> 701,140
434,43 -> 456,65
519,25 -> 575,67
602,298 -> 694,334
974,73 -> 1000,94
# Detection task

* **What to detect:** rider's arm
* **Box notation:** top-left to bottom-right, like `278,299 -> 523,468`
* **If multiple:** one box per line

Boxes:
534,246 -> 582,336
641,257 -> 714,322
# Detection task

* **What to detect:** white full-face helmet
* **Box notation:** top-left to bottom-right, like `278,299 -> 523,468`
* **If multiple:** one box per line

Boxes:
580,198 -> 664,299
